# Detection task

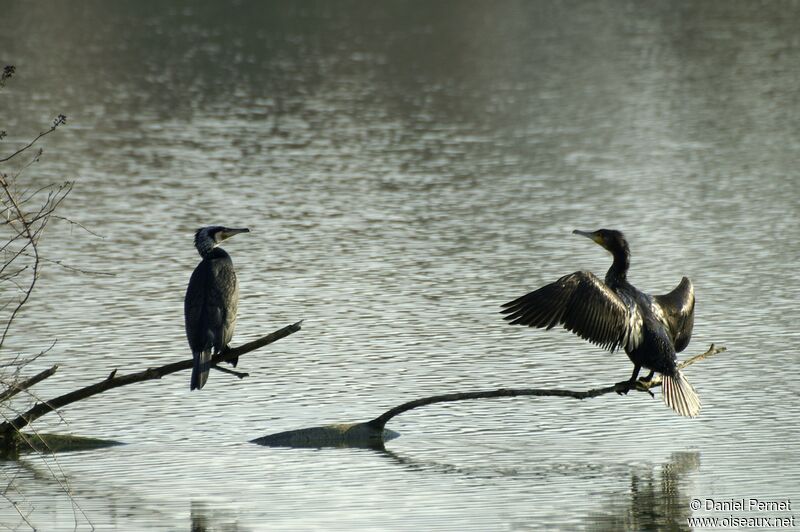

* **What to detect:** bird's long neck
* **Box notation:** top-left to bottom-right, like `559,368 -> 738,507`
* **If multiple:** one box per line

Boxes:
195,233 -> 218,259
605,244 -> 630,288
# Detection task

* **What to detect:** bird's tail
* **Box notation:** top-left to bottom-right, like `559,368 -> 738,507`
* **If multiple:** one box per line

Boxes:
191,349 -> 212,390
662,370 -> 701,418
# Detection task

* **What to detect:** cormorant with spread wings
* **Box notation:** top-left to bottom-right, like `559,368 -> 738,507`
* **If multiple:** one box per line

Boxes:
501,229 -> 699,417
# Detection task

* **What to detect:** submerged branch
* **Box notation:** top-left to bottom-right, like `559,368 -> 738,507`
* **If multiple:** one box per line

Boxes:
253,344 -> 725,449
0,321 -> 302,439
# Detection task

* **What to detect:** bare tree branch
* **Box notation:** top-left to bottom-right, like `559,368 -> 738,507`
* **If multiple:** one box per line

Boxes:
252,344 -> 725,449
366,344 -> 726,430
0,321 -> 302,439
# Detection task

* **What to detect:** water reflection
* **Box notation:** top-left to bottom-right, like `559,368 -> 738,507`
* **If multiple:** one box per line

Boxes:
588,452 -> 699,532
191,501 -> 251,532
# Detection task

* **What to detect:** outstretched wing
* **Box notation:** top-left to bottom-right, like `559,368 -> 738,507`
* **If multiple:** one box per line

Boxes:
501,271 -> 637,352
654,277 -> 694,352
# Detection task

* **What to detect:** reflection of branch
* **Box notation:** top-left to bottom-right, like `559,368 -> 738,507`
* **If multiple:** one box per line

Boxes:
368,344 -> 725,430
0,321 -> 302,437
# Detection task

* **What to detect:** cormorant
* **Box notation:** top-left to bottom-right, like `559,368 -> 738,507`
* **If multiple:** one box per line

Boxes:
184,226 -> 250,390
500,229 -> 700,417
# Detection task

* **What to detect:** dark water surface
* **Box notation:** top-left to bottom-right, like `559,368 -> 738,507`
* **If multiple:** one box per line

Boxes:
1,1 -> 799,530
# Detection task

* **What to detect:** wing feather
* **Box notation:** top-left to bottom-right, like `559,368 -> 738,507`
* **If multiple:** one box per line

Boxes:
653,277 -> 695,352
218,266 -> 239,348
501,271 -> 631,352
185,261 -> 212,354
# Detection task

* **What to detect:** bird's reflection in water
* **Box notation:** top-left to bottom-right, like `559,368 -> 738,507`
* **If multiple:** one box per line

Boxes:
190,500 -> 250,532
587,451 -> 700,531
379,447 -> 699,530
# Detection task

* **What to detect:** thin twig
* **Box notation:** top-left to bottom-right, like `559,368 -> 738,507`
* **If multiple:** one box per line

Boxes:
0,340 -> 57,369
1,491 -> 36,530
0,366 -> 58,402
0,178 -> 71,349
50,215 -> 105,239
0,115 -> 66,164
14,251 -> 114,276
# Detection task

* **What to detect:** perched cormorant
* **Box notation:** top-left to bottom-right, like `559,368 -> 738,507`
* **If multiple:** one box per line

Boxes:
185,226 -> 250,390
501,229 -> 700,417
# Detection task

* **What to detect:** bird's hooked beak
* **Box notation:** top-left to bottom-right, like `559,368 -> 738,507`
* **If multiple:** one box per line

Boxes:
219,227 -> 250,241
573,229 -> 605,248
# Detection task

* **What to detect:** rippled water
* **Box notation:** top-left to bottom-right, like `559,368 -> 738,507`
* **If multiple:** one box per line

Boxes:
2,1 -> 799,530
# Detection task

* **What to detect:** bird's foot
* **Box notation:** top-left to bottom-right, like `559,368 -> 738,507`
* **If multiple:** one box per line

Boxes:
614,378 -> 656,398
634,370 -> 656,397
222,345 -> 239,368
635,379 -> 656,398
614,380 -> 634,395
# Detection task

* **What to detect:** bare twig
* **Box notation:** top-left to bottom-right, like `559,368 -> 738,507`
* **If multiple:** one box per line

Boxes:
0,114 -> 67,164
0,340 -> 57,369
0,177 -> 73,349
50,215 -> 106,239
1,491 -> 36,530
0,366 -> 58,402
13,250 -> 115,276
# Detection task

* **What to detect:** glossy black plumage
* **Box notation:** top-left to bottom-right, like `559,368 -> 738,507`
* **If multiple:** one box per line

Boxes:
501,229 -> 700,417
185,226 -> 249,390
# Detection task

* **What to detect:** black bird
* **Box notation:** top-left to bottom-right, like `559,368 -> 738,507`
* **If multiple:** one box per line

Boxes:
185,226 -> 250,390
501,229 -> 700,417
